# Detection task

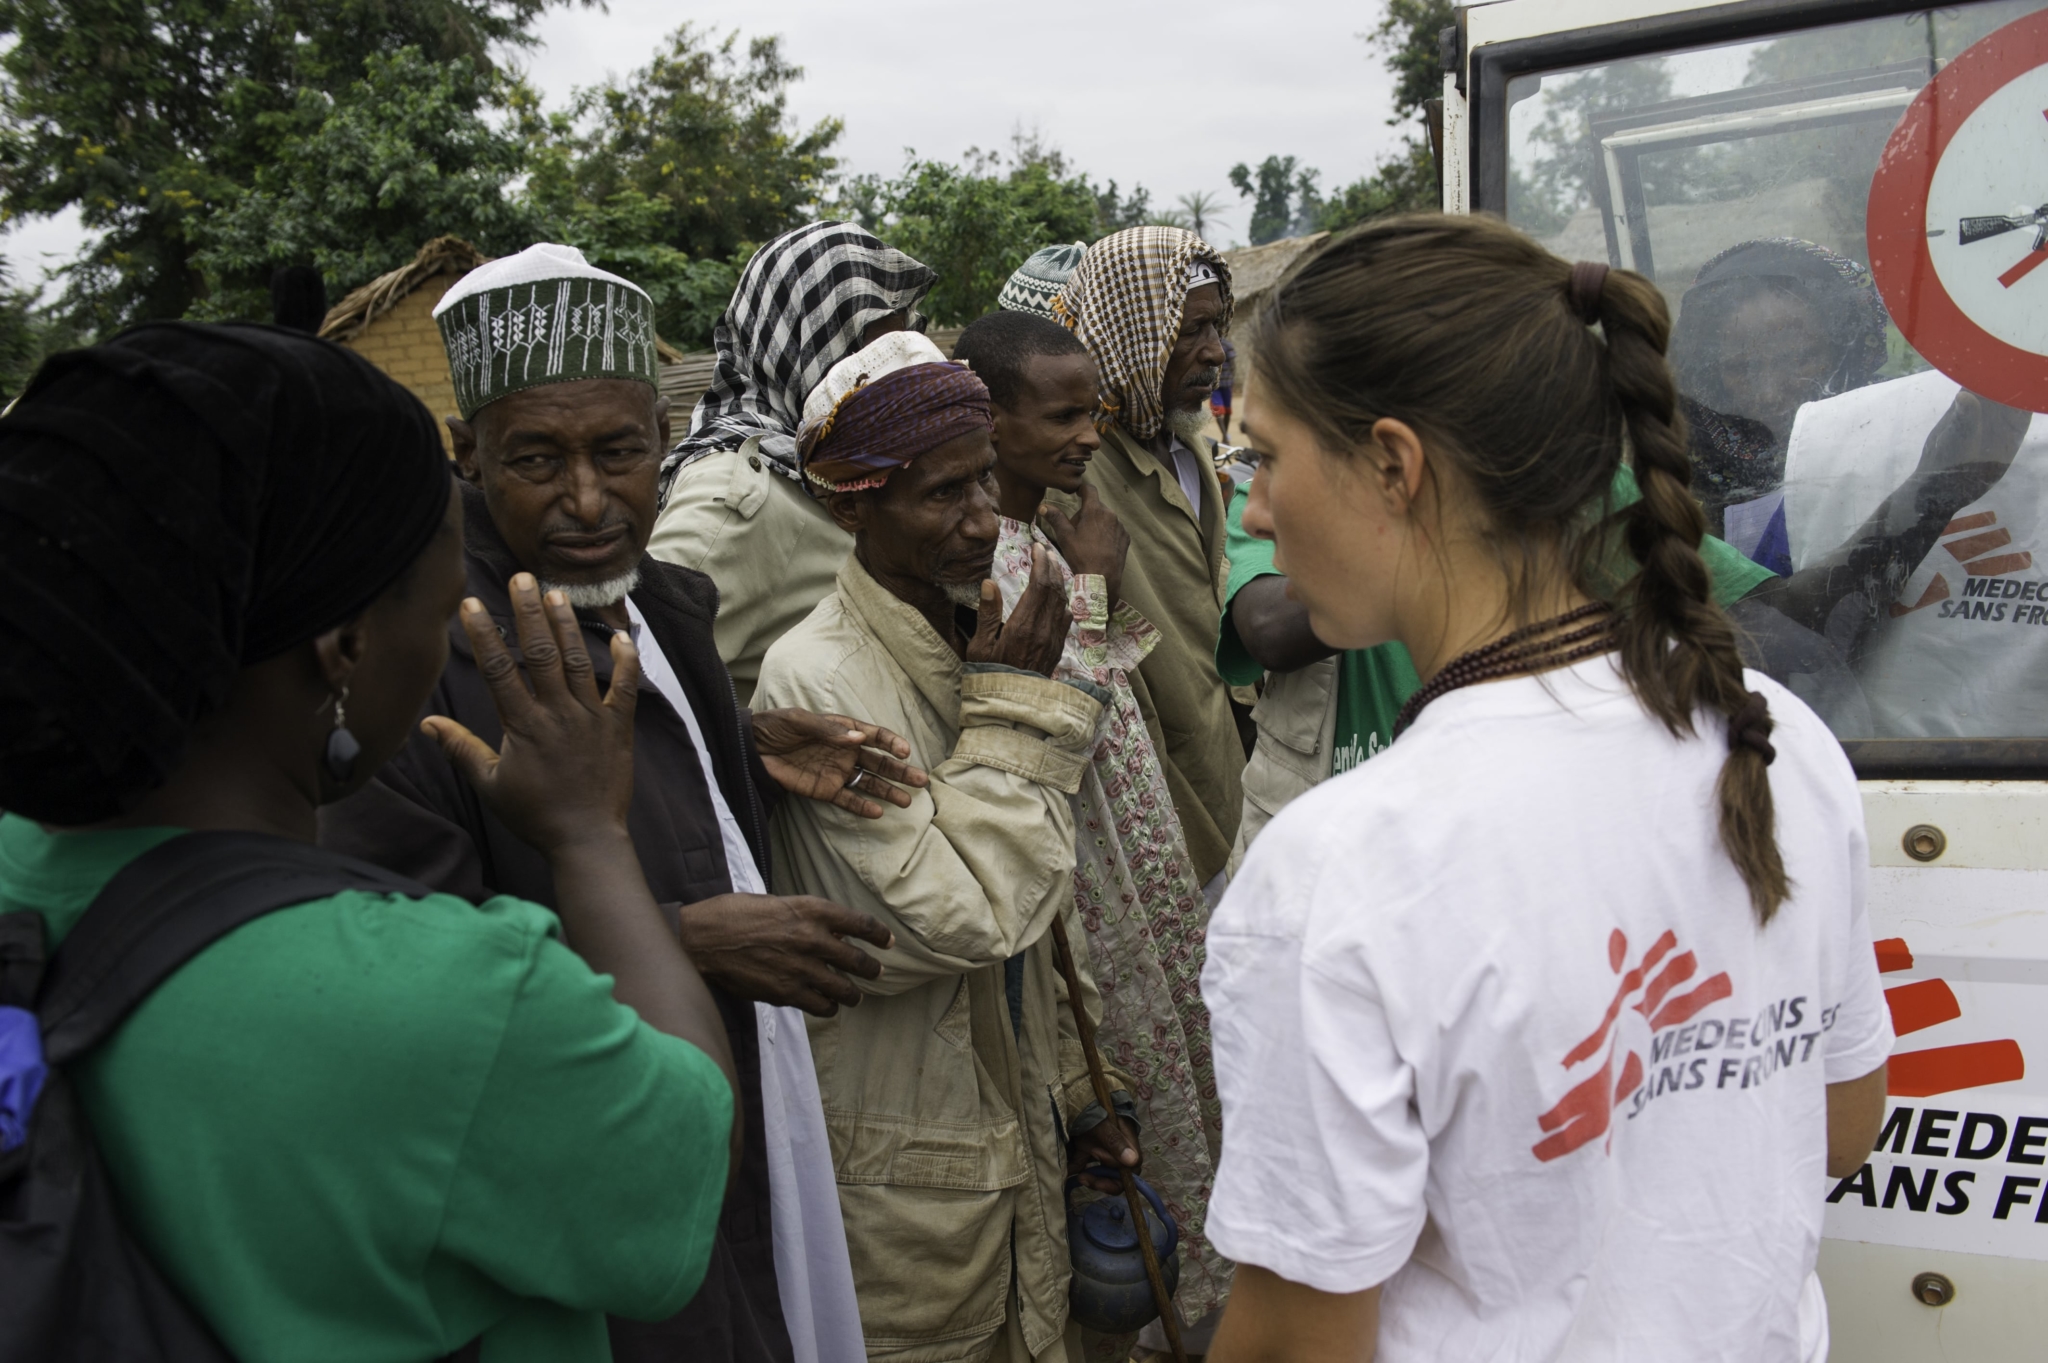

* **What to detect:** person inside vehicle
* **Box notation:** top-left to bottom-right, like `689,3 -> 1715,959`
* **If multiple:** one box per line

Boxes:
1052,226 -> 1244,901
1671,237 -> 1893,539
0,322 -> 740,1359
1201,215 -> 1890,1363
649,221 -> 936,705
753,338 -> 1142,1363
955,308 -> 1233,1357
322,243 -> 924,1363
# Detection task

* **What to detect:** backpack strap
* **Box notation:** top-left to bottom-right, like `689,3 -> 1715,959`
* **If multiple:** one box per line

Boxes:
38,831 -> 429,1066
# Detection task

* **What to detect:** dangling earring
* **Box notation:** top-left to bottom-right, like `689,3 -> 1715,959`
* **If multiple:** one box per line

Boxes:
326,684 -> 361,783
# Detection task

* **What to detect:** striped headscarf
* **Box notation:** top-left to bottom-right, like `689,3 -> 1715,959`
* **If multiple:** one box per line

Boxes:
1053,227 -> 1232,442
800,362 -> 993,493
660,221 -> 936,501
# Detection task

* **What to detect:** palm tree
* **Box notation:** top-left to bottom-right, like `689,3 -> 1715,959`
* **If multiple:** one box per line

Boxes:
1176,190 -> 1228,240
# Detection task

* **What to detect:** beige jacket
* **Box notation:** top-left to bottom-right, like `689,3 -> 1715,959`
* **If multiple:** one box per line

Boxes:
1052,426 -> 1242,884
647,437 -> 853,706
1225,656 -> 1339,878
754,556 -> 1121,1363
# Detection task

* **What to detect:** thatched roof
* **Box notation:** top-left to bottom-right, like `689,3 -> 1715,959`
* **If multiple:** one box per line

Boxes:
320,235 -> 684,362
1223,232 -> 1328,317
319,236 -> 489,344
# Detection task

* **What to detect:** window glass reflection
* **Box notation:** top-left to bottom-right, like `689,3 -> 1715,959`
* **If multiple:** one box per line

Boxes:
1506,2 -> 2048,744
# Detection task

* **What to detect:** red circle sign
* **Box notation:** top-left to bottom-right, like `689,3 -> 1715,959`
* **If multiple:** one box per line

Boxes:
1868,8 -> 2048,412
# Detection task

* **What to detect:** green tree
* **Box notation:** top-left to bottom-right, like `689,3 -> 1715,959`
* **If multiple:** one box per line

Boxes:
1319,0 -> 1453,233
838,136 -> 1162,325
1228,155 -> 1312,245
522,24 -> 841,265
1175,189 -> 1227,239
0,0 -> 582,334
0,255 -> 80,399
187,49 -> 538,320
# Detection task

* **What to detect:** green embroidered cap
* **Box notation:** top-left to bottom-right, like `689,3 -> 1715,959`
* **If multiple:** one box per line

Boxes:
432,243 -> 660,418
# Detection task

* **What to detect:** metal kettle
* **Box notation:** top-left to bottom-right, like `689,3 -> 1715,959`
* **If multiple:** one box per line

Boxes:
1064,1168 -> 1180,1334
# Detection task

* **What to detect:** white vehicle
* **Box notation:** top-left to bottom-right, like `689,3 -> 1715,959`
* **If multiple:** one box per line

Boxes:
1442,3 -> 2048,1356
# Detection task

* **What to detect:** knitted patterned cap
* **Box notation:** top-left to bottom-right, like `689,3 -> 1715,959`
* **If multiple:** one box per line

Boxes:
432,243 -> 659,418
997,242 -> 1088,320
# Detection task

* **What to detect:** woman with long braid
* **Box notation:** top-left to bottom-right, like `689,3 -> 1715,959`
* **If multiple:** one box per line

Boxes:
1198,216 -> 1891,1363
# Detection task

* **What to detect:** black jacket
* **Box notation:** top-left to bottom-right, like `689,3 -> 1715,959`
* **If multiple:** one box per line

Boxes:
320,481 -> 792,1363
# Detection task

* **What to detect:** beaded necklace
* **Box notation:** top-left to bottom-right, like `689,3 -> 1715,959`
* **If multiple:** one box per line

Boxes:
1392,601 -> 1620,739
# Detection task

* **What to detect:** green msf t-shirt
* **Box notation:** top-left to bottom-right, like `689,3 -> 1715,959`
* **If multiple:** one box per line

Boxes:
1218,472 -> 1777,777
0,815 -> 733,1363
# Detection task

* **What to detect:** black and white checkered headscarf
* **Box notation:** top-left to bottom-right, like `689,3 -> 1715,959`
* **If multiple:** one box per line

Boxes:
660,221 -> 935,501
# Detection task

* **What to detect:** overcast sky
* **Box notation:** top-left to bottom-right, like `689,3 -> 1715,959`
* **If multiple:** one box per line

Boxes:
2,0 -> 1410,294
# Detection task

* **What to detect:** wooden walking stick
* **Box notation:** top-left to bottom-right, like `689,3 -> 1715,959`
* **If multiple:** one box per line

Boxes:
1048,914 -> 1190,1363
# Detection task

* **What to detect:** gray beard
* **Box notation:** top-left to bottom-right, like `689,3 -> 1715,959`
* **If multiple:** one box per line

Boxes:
1166,405 -> 1212,444
540,565 -> 641,610
940,578 -> 985,608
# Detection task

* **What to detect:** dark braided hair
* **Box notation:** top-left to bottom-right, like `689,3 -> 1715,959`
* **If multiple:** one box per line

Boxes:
1251,213 -> 1788,924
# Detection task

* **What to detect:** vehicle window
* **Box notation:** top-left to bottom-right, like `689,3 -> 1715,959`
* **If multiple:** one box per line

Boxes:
1505,3 -> 2048,758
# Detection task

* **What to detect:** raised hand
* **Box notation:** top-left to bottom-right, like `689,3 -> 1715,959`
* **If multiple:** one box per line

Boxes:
1918,389 -> 2032,478
963,545 -> 1071,679
422,573 -> 740,1134
1041,482 -> 1130,608
750,708 -> 929,818
423,573 -> 637,856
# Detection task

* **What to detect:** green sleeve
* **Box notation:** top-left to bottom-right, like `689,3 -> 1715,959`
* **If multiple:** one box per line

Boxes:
1608,465 -> 1775,606
1217,483 -> 1281,686
439,901 -> 734,1322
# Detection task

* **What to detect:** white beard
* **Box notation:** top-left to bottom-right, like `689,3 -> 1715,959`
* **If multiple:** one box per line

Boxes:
1166,405 -> 1212,444
541,565 -> 641,610
940,578 -> 985,608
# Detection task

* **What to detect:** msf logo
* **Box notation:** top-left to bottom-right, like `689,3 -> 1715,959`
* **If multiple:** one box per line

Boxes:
1532,929 -> 1733,1163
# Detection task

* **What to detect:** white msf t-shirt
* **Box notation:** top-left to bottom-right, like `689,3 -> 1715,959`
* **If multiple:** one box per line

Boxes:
1204,658 -> 1891,1362
1783,368 -> 2048,738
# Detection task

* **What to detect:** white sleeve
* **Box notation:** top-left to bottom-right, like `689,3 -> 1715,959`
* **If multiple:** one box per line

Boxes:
1824,827 -> 1894,1084
1203,831 -> 1428,1294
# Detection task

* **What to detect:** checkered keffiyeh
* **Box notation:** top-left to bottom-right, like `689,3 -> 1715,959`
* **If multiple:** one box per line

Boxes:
660,221 -> 935,502
1053,227 -> 1232,442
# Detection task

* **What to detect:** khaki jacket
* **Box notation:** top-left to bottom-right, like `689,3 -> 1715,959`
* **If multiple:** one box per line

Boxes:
1054,426 -> 1242,884
1225,656 -> 1339,878
754,557 -> 1121,1363
648,437 -> 854,707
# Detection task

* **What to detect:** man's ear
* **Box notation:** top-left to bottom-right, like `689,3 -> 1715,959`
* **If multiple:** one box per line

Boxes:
447,416 -> 482,486
653,394 -> 672,453
1367,417 -> 1429,519
825,489 -> 865,536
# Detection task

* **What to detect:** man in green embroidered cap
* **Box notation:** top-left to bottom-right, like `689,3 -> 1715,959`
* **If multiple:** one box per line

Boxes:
322,242 -> 919,1363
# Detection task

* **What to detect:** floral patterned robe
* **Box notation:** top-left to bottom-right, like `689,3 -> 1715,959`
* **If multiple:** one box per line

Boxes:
993,517 -> 1230,1338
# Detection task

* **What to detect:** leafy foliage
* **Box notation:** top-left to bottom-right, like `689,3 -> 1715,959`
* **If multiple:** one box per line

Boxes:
1227,156 -> 1325,245
836,135 -> 1165,326
1317,0 -> 1453,233
187,49 -> 539,320
0,255 -> 81,399
0,0 -> 576,332
520,25 -> 840,266
1375,0 -> 1457,123
1320,139 -> 1437,235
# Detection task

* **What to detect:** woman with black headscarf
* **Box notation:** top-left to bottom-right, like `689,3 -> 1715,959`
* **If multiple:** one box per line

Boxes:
0,324 -> 739,1360
1670,237 -> 1893,535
